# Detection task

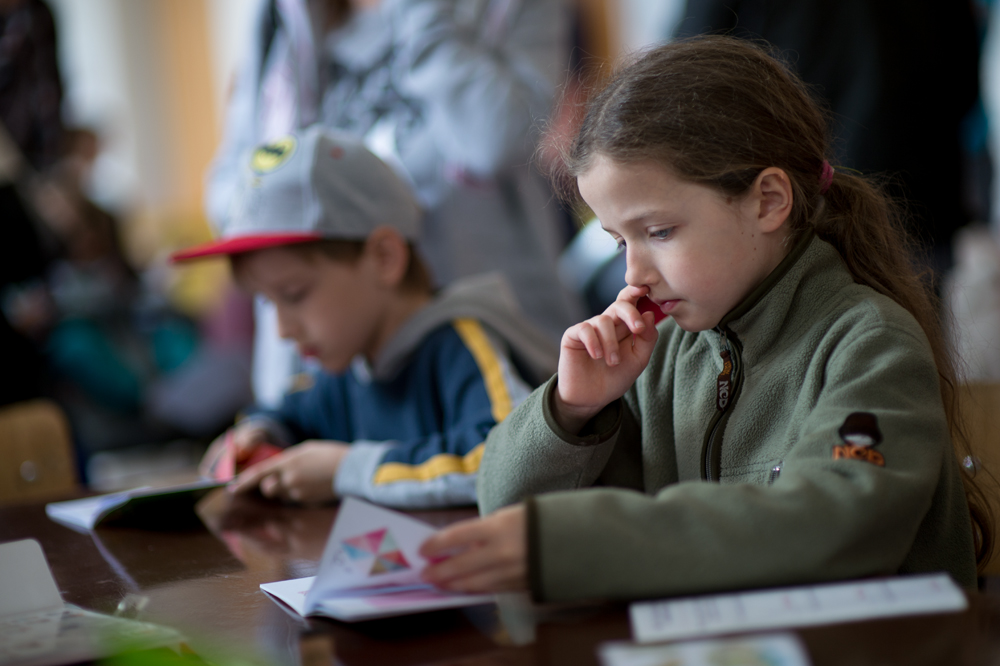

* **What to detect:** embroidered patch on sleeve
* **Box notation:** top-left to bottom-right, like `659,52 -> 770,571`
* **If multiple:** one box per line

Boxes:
833,412 -> 885,466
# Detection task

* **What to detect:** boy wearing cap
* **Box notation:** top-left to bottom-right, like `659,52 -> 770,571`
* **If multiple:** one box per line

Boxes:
175,127 -> 556,508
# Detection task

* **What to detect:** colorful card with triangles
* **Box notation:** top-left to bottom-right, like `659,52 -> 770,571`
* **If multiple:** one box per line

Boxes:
260,498 -> 493,622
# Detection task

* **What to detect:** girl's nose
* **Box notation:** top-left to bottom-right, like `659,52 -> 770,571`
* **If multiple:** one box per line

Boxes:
624,246 -> 656,289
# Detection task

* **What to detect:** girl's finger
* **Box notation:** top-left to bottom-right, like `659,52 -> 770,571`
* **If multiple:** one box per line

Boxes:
610,299 -> 647,334
574,322 -> 605,360
616,283 -> 649,305
637,311 -> 658,341
435,563 -> 524,594
422,542 -> 504,586
591,314 -> 623,366
420,518 -> 489,557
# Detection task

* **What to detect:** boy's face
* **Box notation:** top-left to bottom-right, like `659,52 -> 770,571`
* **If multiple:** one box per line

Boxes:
578,155 -> 790,332
236,246 -> 386,373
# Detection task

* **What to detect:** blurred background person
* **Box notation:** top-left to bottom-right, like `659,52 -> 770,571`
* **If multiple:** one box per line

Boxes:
0,0 -> 62,409
206,0 -> 582,408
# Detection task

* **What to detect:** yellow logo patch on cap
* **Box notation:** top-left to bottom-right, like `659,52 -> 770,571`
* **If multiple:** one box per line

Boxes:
251,136 -> 296,174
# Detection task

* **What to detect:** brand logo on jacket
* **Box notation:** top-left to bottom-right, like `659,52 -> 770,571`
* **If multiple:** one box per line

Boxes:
832,412 -> 885,466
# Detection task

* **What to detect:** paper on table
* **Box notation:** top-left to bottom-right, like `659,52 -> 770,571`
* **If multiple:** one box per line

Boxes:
0,539 -> 184,666
45,479 -> 224,532
260,577 -> 315,617
0,605 -> 186,666
599,632 -> 810,666
630,573 -> 968,643
261,498 -> 493,622
305,497 -> 436,605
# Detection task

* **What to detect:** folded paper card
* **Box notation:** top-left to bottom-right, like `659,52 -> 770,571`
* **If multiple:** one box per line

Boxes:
45,479 -> 224,532
207,430 -> 283,482
0,539 -> 184,666
260,498 -> 493,622
599,632 -> 810,666
629,573 -> 968,643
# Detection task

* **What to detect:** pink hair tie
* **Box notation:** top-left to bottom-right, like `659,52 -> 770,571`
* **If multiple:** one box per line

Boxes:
819,160 -> 834,194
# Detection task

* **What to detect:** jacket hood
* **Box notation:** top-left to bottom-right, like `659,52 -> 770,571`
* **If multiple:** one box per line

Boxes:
366,272 -> 559,384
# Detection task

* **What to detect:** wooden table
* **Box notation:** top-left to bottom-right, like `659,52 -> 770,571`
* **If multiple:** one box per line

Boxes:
3,491 -> 1000,666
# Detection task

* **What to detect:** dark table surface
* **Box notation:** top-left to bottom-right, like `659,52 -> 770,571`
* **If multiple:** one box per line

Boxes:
4,490 -> 1000,666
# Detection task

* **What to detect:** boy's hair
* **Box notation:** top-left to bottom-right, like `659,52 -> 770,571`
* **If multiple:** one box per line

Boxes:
555,35 -> 992,568
230,239 -> 434,296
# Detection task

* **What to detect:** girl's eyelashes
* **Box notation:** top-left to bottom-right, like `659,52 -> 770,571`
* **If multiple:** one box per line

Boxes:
616,239 -> 627,252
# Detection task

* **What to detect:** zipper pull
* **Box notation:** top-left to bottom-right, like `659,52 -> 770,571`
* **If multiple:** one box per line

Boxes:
716,348 -> 733,410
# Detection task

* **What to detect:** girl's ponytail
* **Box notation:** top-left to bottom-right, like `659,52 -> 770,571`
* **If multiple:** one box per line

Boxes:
816,170 -> 993,567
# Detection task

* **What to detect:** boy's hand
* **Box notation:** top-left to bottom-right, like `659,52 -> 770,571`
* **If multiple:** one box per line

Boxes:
419,505 -> 527,593
228,441 -> 350,504
198,423 -> 272,478
554,284 -> 658,433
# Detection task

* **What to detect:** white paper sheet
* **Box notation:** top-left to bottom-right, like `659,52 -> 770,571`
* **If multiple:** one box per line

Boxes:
260,577 -> 315,617
0,540 -> 63,618
0,540 -> 184,666
599,632 -> 811,666
306,497 -> 436,601
630,573 -> 968,643
261,499 -> 494,622
0,605 -> 184,666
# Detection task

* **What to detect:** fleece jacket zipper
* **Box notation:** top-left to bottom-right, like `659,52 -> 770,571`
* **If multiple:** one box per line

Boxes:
701,327 -> 744,481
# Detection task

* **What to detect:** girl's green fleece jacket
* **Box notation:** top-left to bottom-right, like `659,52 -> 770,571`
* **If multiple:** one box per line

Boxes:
478,233 -> 977,602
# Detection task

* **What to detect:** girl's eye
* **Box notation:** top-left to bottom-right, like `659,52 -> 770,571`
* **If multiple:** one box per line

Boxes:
650,228 -> 673,241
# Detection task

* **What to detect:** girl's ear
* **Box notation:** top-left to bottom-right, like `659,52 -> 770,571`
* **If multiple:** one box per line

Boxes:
750,167 -> 793,233
365,226 -> 410,288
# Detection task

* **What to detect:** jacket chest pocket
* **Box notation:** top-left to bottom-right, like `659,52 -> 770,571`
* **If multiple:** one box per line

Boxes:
718,458 -> 784,486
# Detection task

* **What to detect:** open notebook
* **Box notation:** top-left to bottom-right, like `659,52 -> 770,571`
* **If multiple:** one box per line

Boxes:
45,479 -> 224,532
261,498 -> 493,622
0,539 -> 184,666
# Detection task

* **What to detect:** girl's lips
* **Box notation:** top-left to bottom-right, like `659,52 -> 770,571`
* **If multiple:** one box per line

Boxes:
657,299 -> 679,314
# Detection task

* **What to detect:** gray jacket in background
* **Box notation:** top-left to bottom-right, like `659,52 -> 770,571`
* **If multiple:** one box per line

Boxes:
206,0 -> 581,344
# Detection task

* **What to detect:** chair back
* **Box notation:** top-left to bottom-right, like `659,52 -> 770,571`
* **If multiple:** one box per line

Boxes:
0,399 -> 78,505
958,383 -> 1000,576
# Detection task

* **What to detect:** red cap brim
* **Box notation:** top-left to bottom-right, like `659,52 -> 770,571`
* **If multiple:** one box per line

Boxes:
170,233 -> 325,262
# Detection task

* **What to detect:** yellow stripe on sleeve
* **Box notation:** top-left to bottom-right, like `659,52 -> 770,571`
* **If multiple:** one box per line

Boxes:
373,443 -> 485,485
452,318 -> 513,423
370,319 -> 511,486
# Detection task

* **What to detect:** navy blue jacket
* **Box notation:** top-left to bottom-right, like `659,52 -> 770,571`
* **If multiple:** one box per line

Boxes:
251,318 -> 532,508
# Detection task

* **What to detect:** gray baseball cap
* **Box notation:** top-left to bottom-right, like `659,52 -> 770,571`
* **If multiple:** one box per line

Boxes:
173,126 -> 421,261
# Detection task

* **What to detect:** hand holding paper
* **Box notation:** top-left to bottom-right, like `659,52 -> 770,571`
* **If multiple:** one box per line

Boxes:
419,504 -> 528,593
228,441 -> 350,503
202,427 -> 283,481
260,498 -> 494,621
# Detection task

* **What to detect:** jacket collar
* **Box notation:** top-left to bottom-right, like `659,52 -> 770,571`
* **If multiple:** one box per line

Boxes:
714,220 -> 855,365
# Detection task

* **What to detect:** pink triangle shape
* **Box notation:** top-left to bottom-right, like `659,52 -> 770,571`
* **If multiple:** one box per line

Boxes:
363,528 -> 387,553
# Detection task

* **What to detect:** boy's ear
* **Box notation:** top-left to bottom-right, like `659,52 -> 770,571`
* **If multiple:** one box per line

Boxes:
750,167 -> 793,233
365,226 -> 410,288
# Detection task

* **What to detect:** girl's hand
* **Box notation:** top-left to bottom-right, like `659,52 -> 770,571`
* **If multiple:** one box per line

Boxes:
419,505 -> 528,593
228,441 -> 350,504
554,285 -> 659,433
